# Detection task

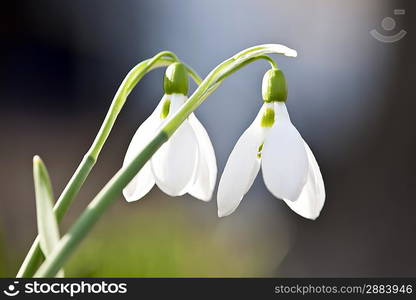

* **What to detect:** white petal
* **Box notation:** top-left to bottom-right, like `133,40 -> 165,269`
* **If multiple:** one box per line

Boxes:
262,102 -> 308,202
122,96 -> 167,202
151,95 -> 199,196
283,141 -> 325,220
217,105 -> 270,217
187,114 -> 217,201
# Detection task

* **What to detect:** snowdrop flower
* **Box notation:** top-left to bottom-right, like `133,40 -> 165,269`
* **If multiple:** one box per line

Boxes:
123,63 -> 217,202
217,69 -> 325,219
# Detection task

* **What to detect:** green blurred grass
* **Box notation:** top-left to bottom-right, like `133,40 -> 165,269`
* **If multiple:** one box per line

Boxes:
2,196 -> 288,277
65,206 -> 277,277
0,229 -> 7,277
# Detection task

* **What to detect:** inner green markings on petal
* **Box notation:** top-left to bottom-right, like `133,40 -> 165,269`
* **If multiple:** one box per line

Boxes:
257,143 -> 264,159
260,108 -> 275,128
160,98 -> 171,119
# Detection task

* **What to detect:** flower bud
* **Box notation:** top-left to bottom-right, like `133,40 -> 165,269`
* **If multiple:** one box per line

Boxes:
262,69 -> 287,103
163,62 -> 189,95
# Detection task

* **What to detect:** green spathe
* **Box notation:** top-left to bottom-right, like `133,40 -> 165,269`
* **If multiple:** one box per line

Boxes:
262,69 -> 287,103
164,63 -> 189,95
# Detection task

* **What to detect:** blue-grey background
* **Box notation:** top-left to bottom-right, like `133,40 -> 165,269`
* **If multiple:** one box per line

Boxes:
0,0 -> 415,276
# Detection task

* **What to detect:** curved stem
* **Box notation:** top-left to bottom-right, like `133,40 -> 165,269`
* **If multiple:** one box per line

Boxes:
34,44 -> 296,277
184,65 -> 202,86
163,44 -> 296,135
17,51 -> 202,278
215,55 -> 277,84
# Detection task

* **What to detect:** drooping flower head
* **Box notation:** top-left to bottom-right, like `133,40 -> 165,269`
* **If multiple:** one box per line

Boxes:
123,63 -> 217,202
217,68 -> 325,219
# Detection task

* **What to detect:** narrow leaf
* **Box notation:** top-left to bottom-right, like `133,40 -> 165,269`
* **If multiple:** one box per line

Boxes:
33,155 -> 64,277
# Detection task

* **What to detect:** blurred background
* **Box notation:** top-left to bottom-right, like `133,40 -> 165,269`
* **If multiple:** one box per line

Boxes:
0,0 -> 415,277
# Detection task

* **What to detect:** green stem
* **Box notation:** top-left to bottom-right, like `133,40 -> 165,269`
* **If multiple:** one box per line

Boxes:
17,51 -> 201,278
215,55 -> 278,84
34,44 -> 296,277
35,132 -> 168,277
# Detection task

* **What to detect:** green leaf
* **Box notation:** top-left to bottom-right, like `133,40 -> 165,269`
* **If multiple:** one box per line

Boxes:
33,156 -> 64,277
